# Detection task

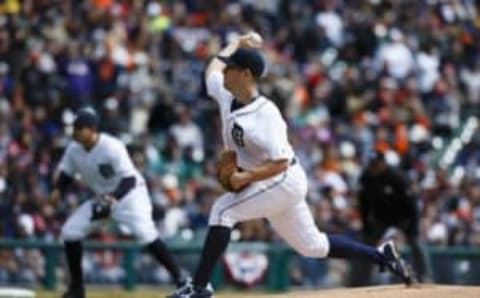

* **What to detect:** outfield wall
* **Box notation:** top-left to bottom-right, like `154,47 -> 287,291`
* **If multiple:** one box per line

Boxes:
0,240 -> 479,292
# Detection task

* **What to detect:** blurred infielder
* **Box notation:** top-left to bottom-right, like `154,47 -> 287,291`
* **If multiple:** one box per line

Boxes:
51,110 -> 187,298
168,33 -> 412,298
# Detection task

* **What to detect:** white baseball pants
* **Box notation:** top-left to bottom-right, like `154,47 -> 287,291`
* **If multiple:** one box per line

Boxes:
209,162 -> 330,258
61,185 -> 158,244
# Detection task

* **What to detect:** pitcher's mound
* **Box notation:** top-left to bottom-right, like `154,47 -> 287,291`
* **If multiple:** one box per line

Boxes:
271,284 -> 480,298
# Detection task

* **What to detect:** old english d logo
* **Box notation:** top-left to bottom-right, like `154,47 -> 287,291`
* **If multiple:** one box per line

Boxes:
231,122 -> 245,147
98,163 -> 115,179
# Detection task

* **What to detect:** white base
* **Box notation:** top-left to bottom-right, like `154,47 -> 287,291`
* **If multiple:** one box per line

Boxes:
0,288 -> 35,298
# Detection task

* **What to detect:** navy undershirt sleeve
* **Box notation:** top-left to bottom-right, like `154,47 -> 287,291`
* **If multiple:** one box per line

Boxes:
110,176 -> 136,200
56,171 -> 74,194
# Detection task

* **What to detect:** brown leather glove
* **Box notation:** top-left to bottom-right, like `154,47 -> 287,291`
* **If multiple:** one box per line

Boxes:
216,150 -> 238,192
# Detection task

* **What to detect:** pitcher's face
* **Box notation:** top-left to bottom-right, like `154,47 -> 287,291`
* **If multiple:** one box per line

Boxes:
223,65 -> 248,92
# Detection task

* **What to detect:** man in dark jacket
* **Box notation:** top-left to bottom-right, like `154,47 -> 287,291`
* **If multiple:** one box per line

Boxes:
350,151 -> 431,285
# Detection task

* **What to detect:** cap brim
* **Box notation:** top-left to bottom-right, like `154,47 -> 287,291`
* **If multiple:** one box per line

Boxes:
73,122 -> 97,129
217,55 -> 239,67
73,118 -> 99,129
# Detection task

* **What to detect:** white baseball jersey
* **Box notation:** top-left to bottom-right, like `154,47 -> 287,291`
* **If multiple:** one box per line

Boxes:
206,71 -> 295,170
58,133 -> 145,195
205,70 -> 330,258
58,133 -> 157,244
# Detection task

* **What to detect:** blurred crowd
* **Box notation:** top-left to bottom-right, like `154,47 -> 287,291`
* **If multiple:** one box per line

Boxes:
0,0 -> 480,288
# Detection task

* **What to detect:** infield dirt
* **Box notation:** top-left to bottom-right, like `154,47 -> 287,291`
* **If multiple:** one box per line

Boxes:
36,284 -> 480,298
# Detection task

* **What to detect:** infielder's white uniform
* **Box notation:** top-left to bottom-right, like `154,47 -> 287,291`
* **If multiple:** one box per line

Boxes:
58,133 -> 157,244
206,71 -> 330,258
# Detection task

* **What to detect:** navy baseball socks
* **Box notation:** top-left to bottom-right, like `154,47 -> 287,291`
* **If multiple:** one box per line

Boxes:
327,235 -> 412,285
193,226 -> 230,288
166,226 -> 229,298
64,238 -> 187,298
166,231 -> 412,298
146,238 -> 189,288
63,241 -> 85,298
327,234 -> 382,261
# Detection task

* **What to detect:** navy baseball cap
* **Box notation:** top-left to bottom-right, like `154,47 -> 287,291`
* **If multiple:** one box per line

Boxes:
218,48 -> 265,78
74,110 -> 99,129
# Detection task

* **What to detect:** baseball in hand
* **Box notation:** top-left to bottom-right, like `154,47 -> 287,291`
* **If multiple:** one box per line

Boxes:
249,32 -> 263,44
239,31 -> 263,48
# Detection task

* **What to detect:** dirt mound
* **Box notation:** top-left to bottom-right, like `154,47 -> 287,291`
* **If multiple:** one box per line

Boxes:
36,285 -> 480,298
258,284 -> 480,298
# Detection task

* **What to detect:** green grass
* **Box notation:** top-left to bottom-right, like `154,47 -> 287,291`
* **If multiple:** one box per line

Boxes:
36,288 -> 275,298
37,289 -> 167,298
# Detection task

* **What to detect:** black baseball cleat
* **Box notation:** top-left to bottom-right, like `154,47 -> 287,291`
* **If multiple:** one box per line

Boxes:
166,283 -> 214,298
62,287 -> 85,298
175,276 -> 191,290
165,282 -> 189,298
378,240 -> 413,286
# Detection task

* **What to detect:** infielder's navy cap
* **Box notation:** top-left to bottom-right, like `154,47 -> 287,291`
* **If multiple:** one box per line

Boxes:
74,109 -> 99,129
218,48 -> 265,78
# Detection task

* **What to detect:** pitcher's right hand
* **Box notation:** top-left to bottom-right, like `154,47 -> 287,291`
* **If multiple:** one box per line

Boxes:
238,31 -> 263,48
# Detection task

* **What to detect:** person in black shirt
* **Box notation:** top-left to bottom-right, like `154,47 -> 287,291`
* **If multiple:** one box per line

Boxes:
350,151 -> 431,285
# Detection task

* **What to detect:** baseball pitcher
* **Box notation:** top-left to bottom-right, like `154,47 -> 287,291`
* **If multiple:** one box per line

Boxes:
168,32 -> 413,298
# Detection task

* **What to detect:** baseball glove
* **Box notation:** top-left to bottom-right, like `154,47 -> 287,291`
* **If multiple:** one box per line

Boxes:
216,150 -> 238,192
91,196 -> 114,221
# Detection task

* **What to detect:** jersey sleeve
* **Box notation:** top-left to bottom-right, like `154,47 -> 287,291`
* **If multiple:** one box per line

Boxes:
57,145 -> 76,176
205,71 -> 233,118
